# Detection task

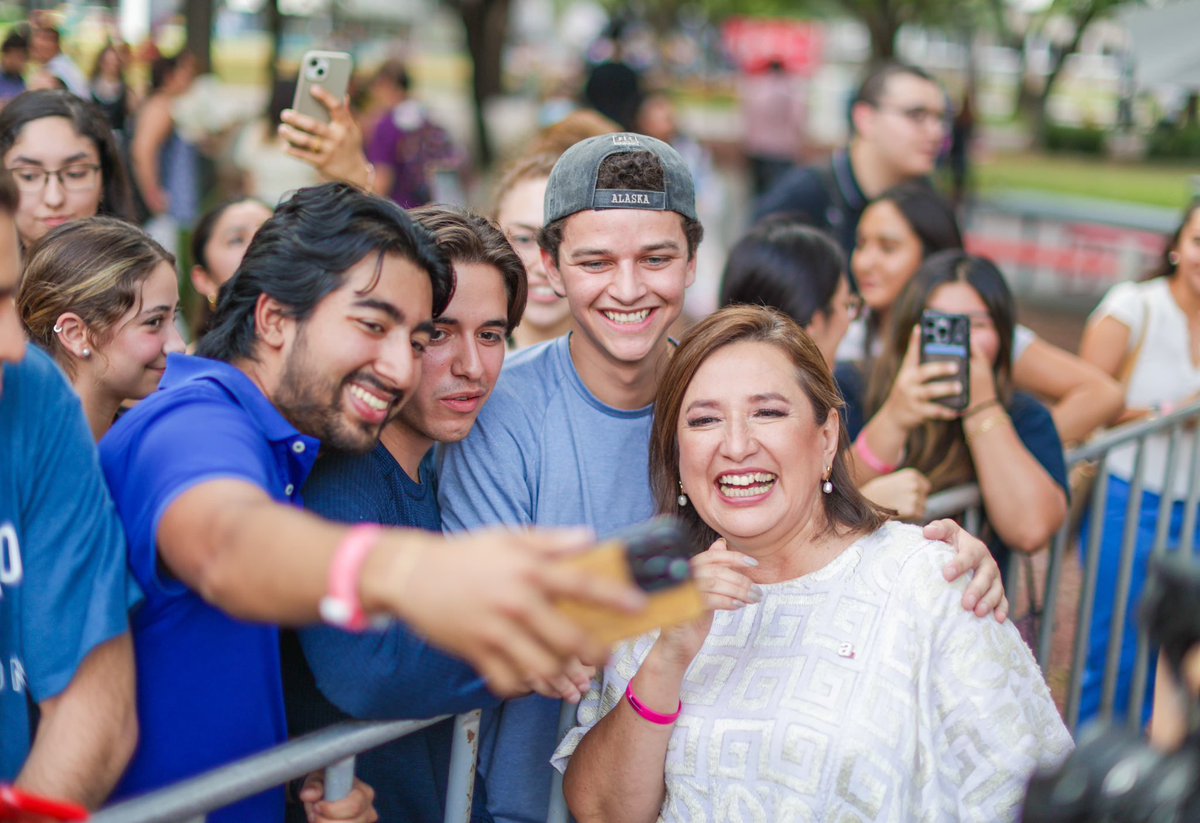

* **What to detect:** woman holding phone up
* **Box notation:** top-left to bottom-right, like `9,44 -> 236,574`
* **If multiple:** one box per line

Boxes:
852,250 -> 1067,572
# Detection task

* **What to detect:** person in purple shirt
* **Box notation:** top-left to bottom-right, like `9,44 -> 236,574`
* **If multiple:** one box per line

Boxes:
365,59 -> 464,208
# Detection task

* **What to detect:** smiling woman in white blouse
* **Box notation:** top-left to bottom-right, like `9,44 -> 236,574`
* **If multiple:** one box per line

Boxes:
554,305 -> 1071,822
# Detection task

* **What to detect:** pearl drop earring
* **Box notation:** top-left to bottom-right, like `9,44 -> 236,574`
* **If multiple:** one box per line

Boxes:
677,480 -> 689,508
822,466 -> 833,495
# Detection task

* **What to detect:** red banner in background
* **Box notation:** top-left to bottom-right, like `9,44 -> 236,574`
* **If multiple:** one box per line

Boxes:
722,18 -> 823,76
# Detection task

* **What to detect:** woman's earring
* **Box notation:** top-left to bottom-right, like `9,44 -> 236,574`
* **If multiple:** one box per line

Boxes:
677,480 -> 689,508
822,466 -> 833,495
207,292 -> 218,311
81,347 -> 91,359
1169,250 -> 1181,267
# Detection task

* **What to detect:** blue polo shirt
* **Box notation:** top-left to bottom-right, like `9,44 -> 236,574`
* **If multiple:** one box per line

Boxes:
100,354 -> 320,823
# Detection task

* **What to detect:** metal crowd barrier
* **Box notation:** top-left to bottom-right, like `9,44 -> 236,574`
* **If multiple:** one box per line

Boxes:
925,398 -> 1200,733
89,400 -> 1200,822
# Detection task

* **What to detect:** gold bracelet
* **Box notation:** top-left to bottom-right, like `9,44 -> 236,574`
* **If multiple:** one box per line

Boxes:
965,411 -> 1009,444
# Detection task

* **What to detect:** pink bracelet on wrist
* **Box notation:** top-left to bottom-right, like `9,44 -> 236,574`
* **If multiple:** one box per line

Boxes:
319,525 -> 383,631
625,683 -> 682,725
854,436 -> 897,474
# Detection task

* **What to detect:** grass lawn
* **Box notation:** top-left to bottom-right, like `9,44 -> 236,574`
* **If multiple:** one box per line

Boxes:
974,151 -> 1198,210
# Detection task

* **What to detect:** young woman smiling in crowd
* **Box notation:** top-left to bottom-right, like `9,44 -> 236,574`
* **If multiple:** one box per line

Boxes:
0,89 -> 135,249
18,217 -> 183,439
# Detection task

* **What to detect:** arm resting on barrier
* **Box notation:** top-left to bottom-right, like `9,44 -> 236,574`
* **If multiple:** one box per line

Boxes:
16,634 -> 138,809
1012,336 -> 1124,444
962,396 -> 1067,554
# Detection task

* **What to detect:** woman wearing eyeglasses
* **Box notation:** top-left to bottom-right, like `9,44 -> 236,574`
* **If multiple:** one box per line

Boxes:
0,89 -> 135,249
719,217 -> 932,520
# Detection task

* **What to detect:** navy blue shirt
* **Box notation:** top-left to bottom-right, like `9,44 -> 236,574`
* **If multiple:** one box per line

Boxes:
100,354 -> 320,823
1,347 -> 137,781
840,383 -> 1068,575
286,445 -> 495,823
752,150 -> 869,258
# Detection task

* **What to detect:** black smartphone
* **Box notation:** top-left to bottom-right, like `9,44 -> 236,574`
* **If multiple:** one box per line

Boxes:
919,309 -> 970,412
556,516 -> 704,645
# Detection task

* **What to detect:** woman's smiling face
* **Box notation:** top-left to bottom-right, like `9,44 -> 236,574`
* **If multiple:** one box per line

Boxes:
677,340 -> 838,551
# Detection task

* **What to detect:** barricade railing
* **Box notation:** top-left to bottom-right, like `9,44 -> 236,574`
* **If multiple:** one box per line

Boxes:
88,400 -> 1200,822
924,399 -> 1200,735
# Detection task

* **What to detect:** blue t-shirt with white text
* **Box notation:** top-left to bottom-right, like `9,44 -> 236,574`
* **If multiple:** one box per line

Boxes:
0,347 -> 136,782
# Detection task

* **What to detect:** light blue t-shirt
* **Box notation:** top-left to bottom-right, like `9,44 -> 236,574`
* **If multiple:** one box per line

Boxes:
438,334 -> 658,823
1,347 -> 137,781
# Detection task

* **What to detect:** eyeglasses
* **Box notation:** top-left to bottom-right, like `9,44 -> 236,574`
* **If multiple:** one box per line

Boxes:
7,163 -> 101,193
844,294 -> 864,320
873,105 -> 947,129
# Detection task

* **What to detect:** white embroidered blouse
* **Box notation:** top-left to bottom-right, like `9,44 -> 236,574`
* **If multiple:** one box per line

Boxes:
553,522 -> 1073,822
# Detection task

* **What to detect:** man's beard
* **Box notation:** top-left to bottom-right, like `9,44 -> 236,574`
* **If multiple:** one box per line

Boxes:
274,332 -> 398,454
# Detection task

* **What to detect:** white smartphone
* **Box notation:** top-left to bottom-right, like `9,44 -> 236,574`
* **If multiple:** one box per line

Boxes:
291,50 -> 353,124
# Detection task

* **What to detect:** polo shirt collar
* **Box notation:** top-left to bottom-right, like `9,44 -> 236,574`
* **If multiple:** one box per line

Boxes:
160,353 -> 321,455
833,149 -> 868,211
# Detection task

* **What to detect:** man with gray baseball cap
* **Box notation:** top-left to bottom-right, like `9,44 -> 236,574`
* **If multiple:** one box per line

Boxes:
438,132 -> 702,822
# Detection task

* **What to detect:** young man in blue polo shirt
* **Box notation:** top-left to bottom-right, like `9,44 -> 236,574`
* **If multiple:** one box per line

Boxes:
98,183 -> 646,823
438,134 -> 1011,823
0,173 -> 138,807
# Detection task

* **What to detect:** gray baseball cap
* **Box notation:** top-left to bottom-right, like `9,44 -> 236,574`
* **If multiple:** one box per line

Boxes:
544,132 -> 697,225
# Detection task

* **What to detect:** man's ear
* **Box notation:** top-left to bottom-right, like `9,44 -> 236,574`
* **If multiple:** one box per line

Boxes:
850,100 -> 874,140
542,248 -> 567,298
254,293 -> 292,353
54,312 -> 92,359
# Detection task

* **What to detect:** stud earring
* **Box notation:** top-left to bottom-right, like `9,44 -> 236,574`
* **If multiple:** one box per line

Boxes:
677,480 -> 689,508
1168,250 -> 1181,267
81,347 -> 91,359
821,466 -> 833,495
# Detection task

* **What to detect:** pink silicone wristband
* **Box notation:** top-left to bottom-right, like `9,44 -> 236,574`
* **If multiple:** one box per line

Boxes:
625,683 -> 682,725
854,436 -> 897,474
320,525 -> 383,632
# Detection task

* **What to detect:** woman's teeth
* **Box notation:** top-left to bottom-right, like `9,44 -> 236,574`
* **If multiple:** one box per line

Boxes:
719,472 -> 777,497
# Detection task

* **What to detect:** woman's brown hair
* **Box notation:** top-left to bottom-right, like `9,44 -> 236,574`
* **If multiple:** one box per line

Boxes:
19,216 -> 173,377
650,304 -> 888,550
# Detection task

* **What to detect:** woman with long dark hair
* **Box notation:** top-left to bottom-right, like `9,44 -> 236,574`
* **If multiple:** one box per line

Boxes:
849,182 -> 1122,444
1078,199 -> 1200,727
855,250 -> 1068,568
0,89 -> 135,248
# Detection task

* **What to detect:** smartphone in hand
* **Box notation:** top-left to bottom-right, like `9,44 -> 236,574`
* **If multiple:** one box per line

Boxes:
556,517 -> 704,646
291,51 -> 353,124
919,309 -> 970,412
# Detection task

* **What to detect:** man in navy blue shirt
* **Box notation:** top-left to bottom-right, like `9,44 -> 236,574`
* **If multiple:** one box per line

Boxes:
287,205 -> 534,822
0,170 -> 138,807
753,62 -> 947,259
98,183 -> 645,823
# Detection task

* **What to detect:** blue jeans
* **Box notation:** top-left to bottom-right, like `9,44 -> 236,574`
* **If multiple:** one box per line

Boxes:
1079,475 -> 1199,727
